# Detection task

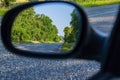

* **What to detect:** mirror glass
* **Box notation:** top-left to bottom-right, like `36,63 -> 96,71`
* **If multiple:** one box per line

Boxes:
11,2 -> 82,54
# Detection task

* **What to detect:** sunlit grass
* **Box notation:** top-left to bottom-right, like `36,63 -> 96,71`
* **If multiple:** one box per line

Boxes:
12,40 -> 40,44
0,2 -> 27,16
0,8 -> 8,16
62,42 -> 75,52
75,0 -> 120,7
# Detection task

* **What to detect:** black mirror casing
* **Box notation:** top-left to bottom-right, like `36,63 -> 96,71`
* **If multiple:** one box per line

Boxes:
1,1 -> 88,59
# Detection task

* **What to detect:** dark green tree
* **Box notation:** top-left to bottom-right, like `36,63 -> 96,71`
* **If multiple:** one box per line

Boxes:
63,9 -> 81,43
63,27 -> 72,42
62,9 -> 81,51
69,9 -> 81,42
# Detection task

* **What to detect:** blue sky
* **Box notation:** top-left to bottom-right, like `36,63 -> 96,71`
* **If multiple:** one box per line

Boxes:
33,3 -> 75,36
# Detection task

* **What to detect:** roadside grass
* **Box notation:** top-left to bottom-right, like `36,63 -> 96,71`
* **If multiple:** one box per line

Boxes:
12,40 -> 61,44
75,0 -> 120,7
0,2 -> 26,16
0,8 -> 8,16
61,42 -> 75,52
12,40 -> 41,44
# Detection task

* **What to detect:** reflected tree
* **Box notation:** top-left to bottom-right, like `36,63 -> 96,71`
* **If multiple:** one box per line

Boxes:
62,9 -> 81,51
64,9 -> 81,43
12,8 -> 61,43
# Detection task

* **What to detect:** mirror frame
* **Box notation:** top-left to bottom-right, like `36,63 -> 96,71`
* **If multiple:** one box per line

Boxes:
1,1 -> 88,59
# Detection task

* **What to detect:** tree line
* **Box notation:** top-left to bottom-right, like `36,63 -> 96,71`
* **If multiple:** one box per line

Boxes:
62,9 -> 81,51
12,8 -> 61,43
63,9 -> 81,44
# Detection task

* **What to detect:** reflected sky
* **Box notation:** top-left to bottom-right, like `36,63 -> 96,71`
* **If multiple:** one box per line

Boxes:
33,3 -> 74,36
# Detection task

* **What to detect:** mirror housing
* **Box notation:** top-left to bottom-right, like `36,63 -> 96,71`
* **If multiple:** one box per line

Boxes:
1,1 -> 88,59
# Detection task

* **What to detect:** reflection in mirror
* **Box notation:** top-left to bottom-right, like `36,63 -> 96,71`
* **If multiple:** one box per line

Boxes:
11,3 -> 82,54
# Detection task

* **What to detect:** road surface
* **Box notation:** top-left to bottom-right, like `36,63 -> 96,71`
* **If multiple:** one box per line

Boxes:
86,4 -> 119,35
0,4 -> 119,80
14,43 -> 63,53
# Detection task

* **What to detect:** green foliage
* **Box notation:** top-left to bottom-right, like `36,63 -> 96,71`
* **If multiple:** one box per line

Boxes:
64,9 -> 81,43
62,9 -> 81,52
0,8 -> 8,16
64,26 -> 72,42
61,42 -> 74,52
11,8 -> 61,43
69,10 -> 81,42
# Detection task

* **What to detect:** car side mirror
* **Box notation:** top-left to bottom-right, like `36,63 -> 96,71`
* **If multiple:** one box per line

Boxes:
1,1 -> 88,59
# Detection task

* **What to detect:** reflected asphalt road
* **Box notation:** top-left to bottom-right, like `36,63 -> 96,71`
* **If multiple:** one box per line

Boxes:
0,4 -> 119,80
15,43 -> 63,53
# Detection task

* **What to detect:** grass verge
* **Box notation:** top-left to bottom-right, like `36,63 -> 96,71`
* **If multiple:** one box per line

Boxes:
0,8 -> 8,16
75,0 -> 120,8
61,42 -> 75,52
0,2 -> 26,16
